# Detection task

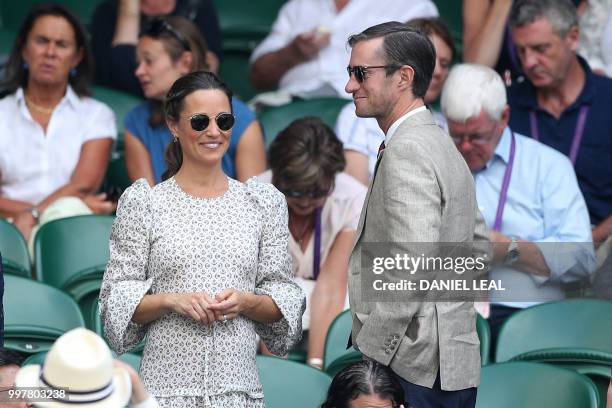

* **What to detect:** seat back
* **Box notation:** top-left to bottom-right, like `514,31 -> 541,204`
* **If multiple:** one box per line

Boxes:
34,215 -> 114,292
212,0 -> 286,47
323,310 -> 354,371
495,299 -> 612,363
259,98 -> 349,147
476,362 -> 599,408
476,313 -> 491,365
0,218 -> 31,278
4,275 -> 85,354
257,355 -> 331,408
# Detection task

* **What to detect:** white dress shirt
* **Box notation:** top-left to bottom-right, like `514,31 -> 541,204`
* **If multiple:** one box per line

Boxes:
0,86 -> 116,204
336,103 -> 446,178
250,0 -> 438,97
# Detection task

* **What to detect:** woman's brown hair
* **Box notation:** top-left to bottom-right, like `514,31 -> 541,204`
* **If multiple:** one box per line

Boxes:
268,117 -> 346,194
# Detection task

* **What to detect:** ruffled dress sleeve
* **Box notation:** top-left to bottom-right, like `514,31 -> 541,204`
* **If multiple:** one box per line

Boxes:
99,179 -> 153,354
246,178 -> 306,356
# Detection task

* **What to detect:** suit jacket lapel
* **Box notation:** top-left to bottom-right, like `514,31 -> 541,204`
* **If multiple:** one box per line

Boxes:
351,149 -> 384,252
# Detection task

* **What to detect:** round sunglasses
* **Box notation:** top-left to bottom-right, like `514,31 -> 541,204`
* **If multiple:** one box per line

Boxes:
189,112 -> 235,132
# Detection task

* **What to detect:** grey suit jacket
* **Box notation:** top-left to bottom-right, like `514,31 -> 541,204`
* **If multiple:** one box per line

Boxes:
348,109 -> 490,391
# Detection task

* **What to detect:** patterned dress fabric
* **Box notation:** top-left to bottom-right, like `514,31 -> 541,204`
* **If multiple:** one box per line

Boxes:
100,177 -> 305,407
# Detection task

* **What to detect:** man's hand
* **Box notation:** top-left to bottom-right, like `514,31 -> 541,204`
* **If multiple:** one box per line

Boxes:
290,28 -> 331,61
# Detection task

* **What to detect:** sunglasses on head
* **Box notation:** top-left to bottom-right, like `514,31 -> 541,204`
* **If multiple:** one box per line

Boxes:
189,112 -> 235,132
346,65 -> 398,83
144,18 -> 191,51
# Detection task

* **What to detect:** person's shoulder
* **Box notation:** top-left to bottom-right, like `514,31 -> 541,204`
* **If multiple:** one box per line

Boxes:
116,179 -> 152,215
0,91 -> 18,109
126,101 -> 153,121
590,72 -> 612,98
244,177 -> 286,211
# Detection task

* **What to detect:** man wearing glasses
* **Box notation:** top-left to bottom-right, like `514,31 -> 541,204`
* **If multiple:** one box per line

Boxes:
441,64 -> 595,357
345,23 -> 488,408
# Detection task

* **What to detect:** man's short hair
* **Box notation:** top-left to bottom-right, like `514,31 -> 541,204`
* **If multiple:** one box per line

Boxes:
347,21 -> 435,98
509,0 -> 578,37
441,64 -> 507,123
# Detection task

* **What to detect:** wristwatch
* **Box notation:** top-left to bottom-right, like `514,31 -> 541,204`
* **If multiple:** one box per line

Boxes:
503,236 -> 520,266
26,207 -> 40,223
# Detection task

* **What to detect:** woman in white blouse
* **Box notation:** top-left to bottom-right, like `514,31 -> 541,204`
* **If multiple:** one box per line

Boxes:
100,71 -> 304,407
0,4 -> 117,242
259,117 -> 366,368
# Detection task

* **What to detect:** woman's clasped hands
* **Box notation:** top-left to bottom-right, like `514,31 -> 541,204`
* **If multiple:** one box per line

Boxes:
168,288 -> 251,324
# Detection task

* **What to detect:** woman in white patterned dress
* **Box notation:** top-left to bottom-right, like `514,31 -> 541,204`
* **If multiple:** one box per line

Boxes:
100,71 -> 305,407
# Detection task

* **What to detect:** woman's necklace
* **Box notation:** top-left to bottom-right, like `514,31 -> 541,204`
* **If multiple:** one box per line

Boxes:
25,95 -> 57,115
290,212 -> 314,246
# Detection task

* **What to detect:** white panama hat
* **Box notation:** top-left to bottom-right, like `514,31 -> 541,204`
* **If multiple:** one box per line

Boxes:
15,328 -> 131,407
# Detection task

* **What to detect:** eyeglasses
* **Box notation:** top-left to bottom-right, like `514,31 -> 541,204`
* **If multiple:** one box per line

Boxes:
189,112 -> 235,132
280,183 -> 334,199
450,134 -> 495,146
346,65 -> 398,83
144,18 -> 191,51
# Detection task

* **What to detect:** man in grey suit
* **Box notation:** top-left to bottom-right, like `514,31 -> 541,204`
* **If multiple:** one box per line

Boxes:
345,22 -> 489,408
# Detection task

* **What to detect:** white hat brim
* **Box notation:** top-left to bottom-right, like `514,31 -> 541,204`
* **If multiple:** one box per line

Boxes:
15,365 -> 132,408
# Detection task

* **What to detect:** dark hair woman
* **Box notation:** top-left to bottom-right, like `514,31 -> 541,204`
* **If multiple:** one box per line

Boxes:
100,71 -> 305,407
321,360 -> 405,408
260,117 -> 366,369
0,4 -> 116,243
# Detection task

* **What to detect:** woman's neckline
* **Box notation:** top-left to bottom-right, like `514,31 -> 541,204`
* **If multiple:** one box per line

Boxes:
171,175 -> 232,200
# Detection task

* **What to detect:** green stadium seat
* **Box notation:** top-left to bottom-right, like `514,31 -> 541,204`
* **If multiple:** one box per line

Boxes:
258,98 -> 349,147
432,0 -> 463,58
496,299 -> 612,407
33,215 -> 114,335
496,299 -> 612,363
219,49 -> 258,102
257,355 -> 331,408
476,362 -> 599,408
323,310 -> 355,372
212,0 -> 286,48
0,28 -> 16,55
477,313 -> 491,365
323,310 -> 491,377
4,275 -> 85,354
0,218 -> 32,278
0,0 -> 104,30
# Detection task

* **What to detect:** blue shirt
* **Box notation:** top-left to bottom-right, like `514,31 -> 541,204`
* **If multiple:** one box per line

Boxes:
474,128 -> 595,307
507,57 -> 612,225
125,98 -> 256,183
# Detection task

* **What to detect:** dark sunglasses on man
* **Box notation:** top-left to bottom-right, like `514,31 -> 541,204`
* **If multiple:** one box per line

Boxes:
347,65 -> 398,83
188,112 -> 235,132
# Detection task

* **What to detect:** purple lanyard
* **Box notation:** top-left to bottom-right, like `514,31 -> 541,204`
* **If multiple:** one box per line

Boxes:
529,105 -> 589,166
313,207 -> 322,280
493,131 -> 517,232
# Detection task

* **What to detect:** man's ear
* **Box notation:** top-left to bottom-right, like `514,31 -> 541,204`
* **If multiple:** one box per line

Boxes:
565,25 -> 580,52
498,105 -> 511,133
398,65 -> 415,90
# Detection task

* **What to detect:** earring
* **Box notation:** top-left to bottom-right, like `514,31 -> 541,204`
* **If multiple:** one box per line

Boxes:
173,134 -> 178,143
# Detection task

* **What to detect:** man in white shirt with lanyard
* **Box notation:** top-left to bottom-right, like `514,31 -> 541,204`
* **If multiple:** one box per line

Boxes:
441,63 -> 596,355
